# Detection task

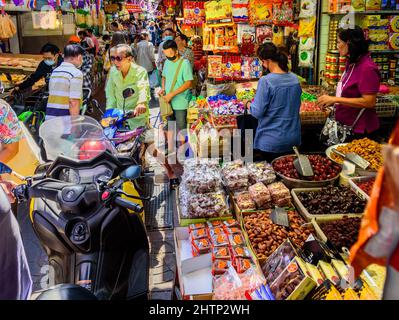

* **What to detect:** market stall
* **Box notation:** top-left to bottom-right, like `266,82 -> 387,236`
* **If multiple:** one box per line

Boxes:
173,141 -> 387,300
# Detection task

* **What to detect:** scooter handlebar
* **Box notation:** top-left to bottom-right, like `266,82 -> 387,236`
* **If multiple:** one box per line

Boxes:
114,196 -> 143,213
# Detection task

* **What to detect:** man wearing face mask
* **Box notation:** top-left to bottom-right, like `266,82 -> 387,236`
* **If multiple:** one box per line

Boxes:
14,43 -> 63,93
156,28 -> 175,73
46,45 -> 84,120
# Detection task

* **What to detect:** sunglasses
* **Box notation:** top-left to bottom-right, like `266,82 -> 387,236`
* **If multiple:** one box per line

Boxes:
110,56 -> 124,62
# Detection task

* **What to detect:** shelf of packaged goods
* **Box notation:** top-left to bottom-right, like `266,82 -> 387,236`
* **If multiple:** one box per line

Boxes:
323,10 -> 399,15
328,50 -> 399,54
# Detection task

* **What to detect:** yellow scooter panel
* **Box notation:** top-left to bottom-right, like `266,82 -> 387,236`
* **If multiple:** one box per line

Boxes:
122,181 -> 145,223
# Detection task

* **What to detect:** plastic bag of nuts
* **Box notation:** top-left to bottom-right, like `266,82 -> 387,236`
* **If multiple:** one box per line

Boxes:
246,162 -> 276,185
186,192 -> 230,218
221,160 -> 249,191
235,191 -> 257,211
267,182 -> 291,207
248,182 -> 272,209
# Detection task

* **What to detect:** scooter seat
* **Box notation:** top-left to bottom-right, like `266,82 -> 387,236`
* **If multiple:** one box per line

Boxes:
35,284 -> 98,300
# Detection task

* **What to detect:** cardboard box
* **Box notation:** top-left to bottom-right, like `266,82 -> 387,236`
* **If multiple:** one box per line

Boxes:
174,227 -> 214,299
305,279 -> 343,300
260,239 -> 297,285
318,260 -> 341,287
270,257 -> 316,300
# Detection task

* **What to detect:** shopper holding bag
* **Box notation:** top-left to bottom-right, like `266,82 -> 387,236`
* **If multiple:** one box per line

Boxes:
159,40 -> 193,136
158,40 -> 193,188
318,26 -> 381,144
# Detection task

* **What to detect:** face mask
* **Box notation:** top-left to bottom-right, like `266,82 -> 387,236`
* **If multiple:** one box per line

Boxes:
44,59 -> 56,66
166,55 -> 177,61
163,36 -> 174,41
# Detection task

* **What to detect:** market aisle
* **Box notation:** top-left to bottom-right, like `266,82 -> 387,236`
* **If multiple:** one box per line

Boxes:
146,96 -> 177,300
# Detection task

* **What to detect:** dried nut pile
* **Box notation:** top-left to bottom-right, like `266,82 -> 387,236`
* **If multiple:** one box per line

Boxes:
320,216 -> 361,250
244,210 -> 313,260
297,186 -> 366,215
331,138 -> 383,170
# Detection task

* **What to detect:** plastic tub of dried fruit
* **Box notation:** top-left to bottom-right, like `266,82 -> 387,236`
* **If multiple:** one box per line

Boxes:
271,154 -> 342,189
291,186 -> 366,222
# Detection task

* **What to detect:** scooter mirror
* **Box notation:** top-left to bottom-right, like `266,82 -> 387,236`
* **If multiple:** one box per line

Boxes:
120,165 -> 141,181
0,162 -> 12,174
122,88 -> 135,99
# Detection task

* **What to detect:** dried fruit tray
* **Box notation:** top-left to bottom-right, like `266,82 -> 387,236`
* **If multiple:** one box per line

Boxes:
291,188 -> 364,222
348,174 -> 377,202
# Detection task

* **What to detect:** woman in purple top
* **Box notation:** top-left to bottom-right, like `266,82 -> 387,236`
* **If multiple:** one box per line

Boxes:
318,26 -> 381,138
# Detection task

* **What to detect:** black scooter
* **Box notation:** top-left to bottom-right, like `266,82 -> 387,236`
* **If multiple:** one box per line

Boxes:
0,151 -> 150,300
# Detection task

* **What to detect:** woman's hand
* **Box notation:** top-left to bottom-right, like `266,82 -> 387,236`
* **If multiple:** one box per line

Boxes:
317,95 -> 337,111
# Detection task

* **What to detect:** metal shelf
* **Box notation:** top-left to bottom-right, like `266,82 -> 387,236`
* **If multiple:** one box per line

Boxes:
323,10 -> 399,15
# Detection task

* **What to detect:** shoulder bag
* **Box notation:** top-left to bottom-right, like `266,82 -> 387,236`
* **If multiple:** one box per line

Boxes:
320,64 -> 367,146
159,58 -> 184,121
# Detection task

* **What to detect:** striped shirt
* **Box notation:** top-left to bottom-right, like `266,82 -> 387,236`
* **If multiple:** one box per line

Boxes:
46,62 -> 83,120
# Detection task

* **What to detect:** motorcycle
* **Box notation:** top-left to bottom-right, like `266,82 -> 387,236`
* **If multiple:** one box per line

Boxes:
0,115 -> 150,300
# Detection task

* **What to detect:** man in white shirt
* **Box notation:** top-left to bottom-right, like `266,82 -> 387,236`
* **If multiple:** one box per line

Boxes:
135,31 -> 156,73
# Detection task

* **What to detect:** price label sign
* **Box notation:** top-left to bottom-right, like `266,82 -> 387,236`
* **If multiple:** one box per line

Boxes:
271,206 -> 290,227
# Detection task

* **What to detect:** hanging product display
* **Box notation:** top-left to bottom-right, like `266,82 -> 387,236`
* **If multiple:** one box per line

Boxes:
272,0 -> 293,26
183,1 -> 205,26
205,0 -> 234,26
232,0 -> 249,23
249,0 -> 273,26
241,56 -> 262,79
299,0 -> 317,19
256,25 -> 273,44
208,55 -> 223,78
212,25 -> 239,52
237,24 -> 256,44
0,13 -> 17,39
298,17 -> 316,38
221,55 -> 242,80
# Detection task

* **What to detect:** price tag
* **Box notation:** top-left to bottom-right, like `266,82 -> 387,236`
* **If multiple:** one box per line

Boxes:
271,206 -> 290,227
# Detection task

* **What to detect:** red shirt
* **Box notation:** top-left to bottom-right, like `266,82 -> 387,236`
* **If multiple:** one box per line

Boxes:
90,35 -> 99,55
335,54 -> 380,134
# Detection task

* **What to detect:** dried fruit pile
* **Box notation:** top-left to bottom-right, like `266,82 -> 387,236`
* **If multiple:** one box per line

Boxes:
296,186 -> 366,215
320,216 -> 361,250
273,155 -> 341,181
243,210 -> 314,260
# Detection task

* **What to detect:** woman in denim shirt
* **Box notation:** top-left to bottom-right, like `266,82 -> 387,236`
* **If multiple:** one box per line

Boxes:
250,43 -> 302,163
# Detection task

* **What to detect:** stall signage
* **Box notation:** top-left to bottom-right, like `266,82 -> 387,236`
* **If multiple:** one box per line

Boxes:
104,3 -> 118,13
183,1 -> 205,26
126,3 -> 141,13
